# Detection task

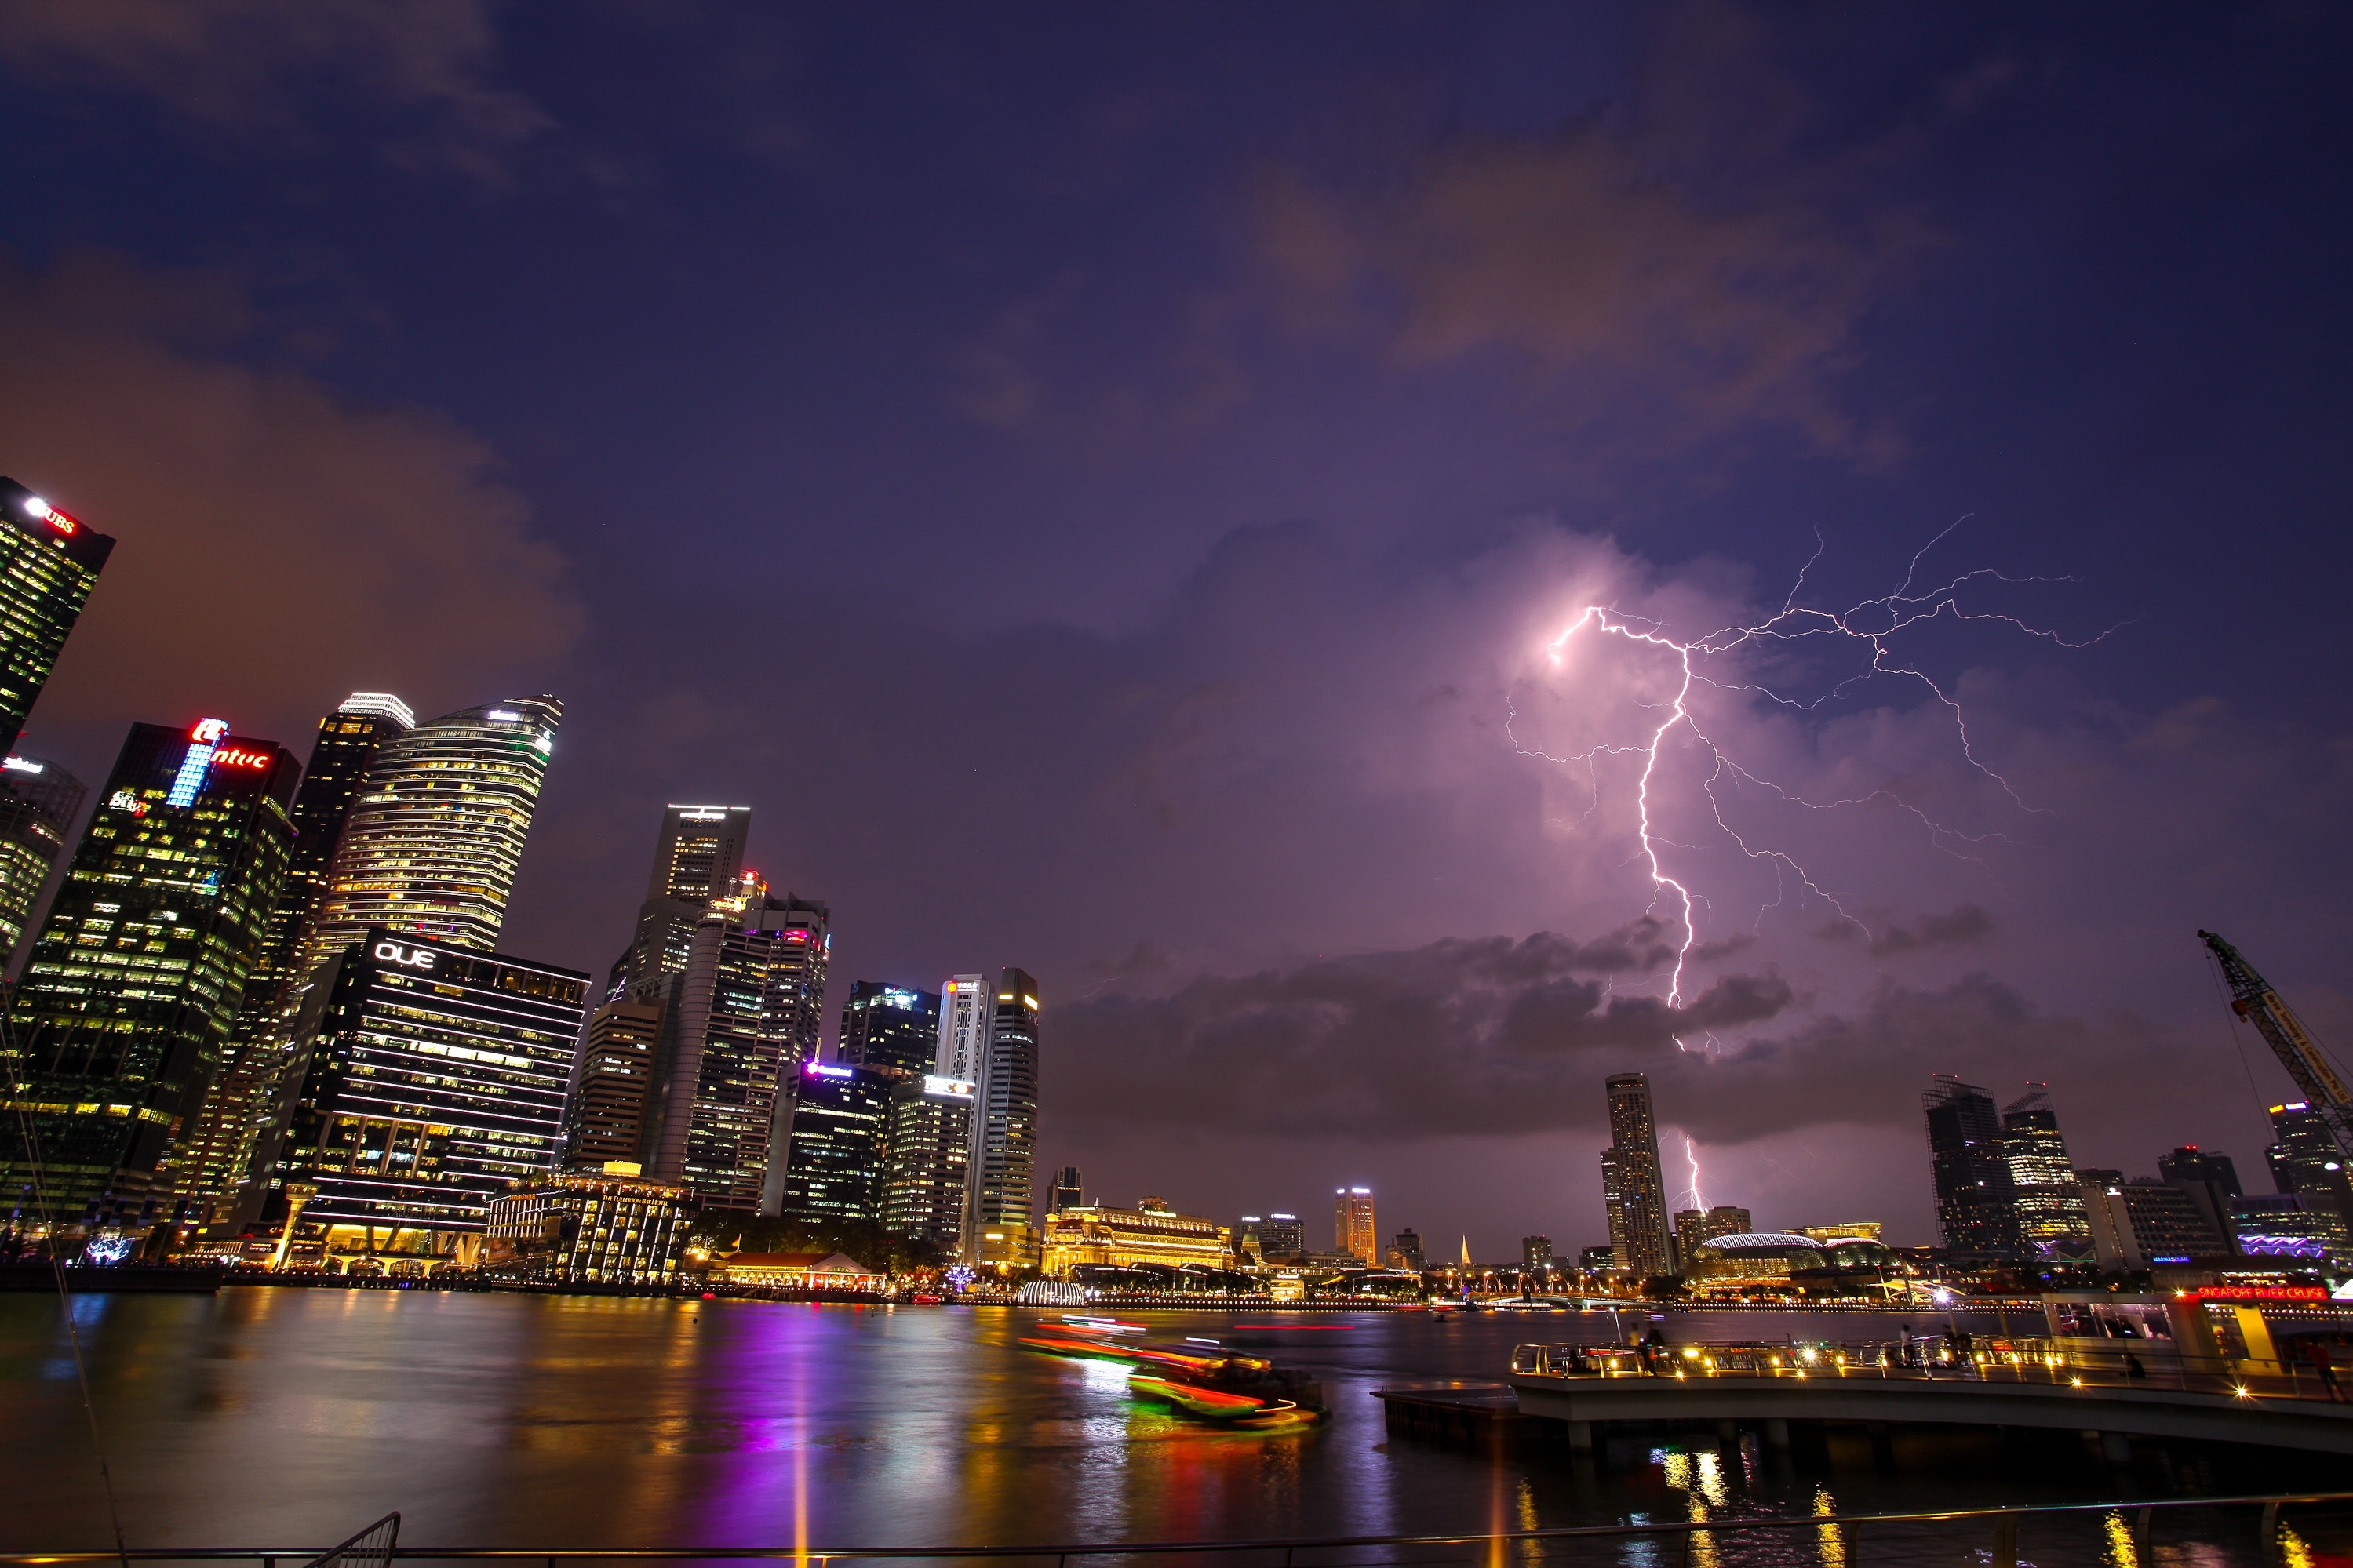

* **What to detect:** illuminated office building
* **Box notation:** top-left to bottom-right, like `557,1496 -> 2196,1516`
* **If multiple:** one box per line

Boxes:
611,804 -> 751,998
1042,1198 -> 1232,1277
483,1167 -> 690,1286
560,995 -> 665,1171
245,930 -> 587,1249
1335,1185 -> 1376,1263
0,478 -> 115,762
839,982 -> 941,1076
644,886 -> 831,1213
1999,1084 -> 2091,1250
2,719 -> 296,1228
178,693 -> 414,1217
1257,1213 -> 1304,1259
1602,1072 -> 1674,1279
1922,1073 -> 2025,1257
1049,1165 -> 1084,1213
962,969 -> 1040,1264
0,752 -> 86,971
935,974 -> 991,1082
1673,1205 -> 1751,1270
881,1072 -> 972,1250
1522,1235 -> 1554,1268
2157,1146 -> 2242,1252
767,1060 -> 893,1228
1388,1228 -> 1426,1271
2266,1102 -> 2353,1251
296,697 -> 563,974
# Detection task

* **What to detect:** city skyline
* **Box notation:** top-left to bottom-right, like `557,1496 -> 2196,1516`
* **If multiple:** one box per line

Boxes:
1,7 -> 2350,1256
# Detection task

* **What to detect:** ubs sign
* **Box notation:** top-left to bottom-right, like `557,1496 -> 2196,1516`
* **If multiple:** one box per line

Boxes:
373,940 -> 436,971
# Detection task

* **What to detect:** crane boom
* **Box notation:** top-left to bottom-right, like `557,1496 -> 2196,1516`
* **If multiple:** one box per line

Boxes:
2198,930 -> 2353,1144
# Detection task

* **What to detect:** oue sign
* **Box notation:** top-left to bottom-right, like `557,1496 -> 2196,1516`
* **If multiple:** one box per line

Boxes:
374,940 -> 435,971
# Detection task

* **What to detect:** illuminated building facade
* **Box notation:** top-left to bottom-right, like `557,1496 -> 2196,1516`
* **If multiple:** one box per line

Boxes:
839,982 -> 941,1075
1335,1186 -> 1375,1263
1387,1228 -> 1425,1271
1522,1235 -> 1553,1268
1999,1085 -> 2091,1250
1042,1199 -> 1232,1277
178,693 -> 416,1218
768,1060 -> 893,1228
1255,1213 -> 1303,1258
934,973 -> 990,1082
880,1073 -> 971,1249
246,929 -> 586,1248
2078,1169 -> 2227,1267
0,477 -> 115,761
1922,1073 -> 2025,1257
1674,1205 -> 1752,1270
1798,1221 -> 1883,1243
962,968 -> 1040,1265
297,697 -> 563,972
2157,1146 -> 2243,1251
560,996 -> 665,1170
1049,1165 -> 1084,1213
0,752 -> 85,972
644,890 -> 830,1213
2,719 -> 297,1228
611,803 -> 751,998
2266,1102 -> 2353,1253
483,1167 -> 690,1286
1602,1072 -> 1674,1279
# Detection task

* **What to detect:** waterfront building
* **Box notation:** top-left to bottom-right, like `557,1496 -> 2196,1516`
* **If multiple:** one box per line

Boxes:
1335,1185 -> 1375,1264
838,982 -> 941,1075
1236,1216 -> 1265,1265
483,1166 -> 690,1285
2077,1169 -> 2228,1268
1049,1165 -> 1084,1213
1521,1235 -> 1553,1268
1388,1228 -> 1426,1271
177,693 -> 415,1221
963,968 -> 1040,1265
2265,1102 -> 2353,1252
2229,1193 -> 2331,1260
2157,1146 -> 2243,1252
243,929 -> 587,1253
1922,1074 -> 2025,1257
295,697 -> 563,973
2000,1085 -> 2092,1250
880,1071 -> 972,1250
1257,1213 -> 1304,1259
1602,1072 -> 1674,1279
768,1060 -> 894,1228
1674,1205 -> 1753,1271
716,1250 -> 882,1290
1042,1197 -> 1232,1277
1684,1231 -> 1911,1297
0,478 -> 116,761
644,887 -> 829,1213
560,996 -> 665,1171
2,719 -> 297,1230
0,752 -> 85,970
611,804 -> 752,998
1798,1221 -> 1883,1243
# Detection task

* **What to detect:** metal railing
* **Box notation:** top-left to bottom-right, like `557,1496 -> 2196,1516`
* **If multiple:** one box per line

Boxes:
5,1492 -> 2351,1568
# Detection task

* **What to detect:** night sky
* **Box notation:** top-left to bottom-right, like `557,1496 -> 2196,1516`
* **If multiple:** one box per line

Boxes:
3,3 -> 2349,1254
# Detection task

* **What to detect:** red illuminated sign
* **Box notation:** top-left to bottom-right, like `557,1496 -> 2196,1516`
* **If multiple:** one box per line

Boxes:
46,508 -> 78,535
2192,1285 -> 2327,1303
212,747 -> 272,770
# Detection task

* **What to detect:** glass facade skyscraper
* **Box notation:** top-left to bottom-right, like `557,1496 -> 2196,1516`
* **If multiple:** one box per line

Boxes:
2,719 -> 297,1230
2267,1101 -> 2353,1253
0,752 -> 85,973
1335,1185 -> 1376,1263
612,803 -> 751,999
1999,1084 -> 2091,1251
880,1073 -> 972,1251
561,995 -> 665,1171
0,478 -> 115,762
839,982 -> 941,1075
244,929 -> 587,1250
963,967 -> 1040,1264
1601,1071 -> 1673,1279
296,697 -> 562,972
768,1060 -> 893,1228
1922,1073 -> 2025,1257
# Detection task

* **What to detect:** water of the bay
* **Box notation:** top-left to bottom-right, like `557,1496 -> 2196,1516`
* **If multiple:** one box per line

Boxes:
2,1288 -> 2346,1566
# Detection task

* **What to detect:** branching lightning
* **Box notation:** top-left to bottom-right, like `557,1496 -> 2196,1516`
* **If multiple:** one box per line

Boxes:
1511,523 -> 2118,1031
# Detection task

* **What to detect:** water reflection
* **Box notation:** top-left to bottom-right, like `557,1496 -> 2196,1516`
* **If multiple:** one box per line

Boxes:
0,1292 -> 2343,1566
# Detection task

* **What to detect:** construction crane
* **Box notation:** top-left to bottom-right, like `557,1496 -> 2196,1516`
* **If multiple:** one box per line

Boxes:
2198,929 -> 2353,1149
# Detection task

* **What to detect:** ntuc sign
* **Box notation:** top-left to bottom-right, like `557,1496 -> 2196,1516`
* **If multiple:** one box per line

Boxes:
373,940 -> 436,971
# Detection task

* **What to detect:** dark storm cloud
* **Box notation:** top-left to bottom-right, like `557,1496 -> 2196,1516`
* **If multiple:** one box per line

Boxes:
1867,903 -> 1997,956
0,252 -> 582,746
0,0 -> 547,180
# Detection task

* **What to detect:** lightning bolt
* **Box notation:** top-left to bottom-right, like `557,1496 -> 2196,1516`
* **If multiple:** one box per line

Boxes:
1513,523 -> 2119,1035
1683,1134 -> 1706,1213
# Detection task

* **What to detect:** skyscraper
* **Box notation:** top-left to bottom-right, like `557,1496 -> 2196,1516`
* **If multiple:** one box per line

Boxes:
1049,1165 -> 1084,1213
177,693 -> 415,1217
963,969 -> 1040,1264
2,719 -> 297,1230
2267,1102 -> 2353,1251
935,974 -> 992,1082
840,983 -> 942,1076
880,1072 -> 972,1252
612,804 -> 751,997
1601,1072 -> 1674,1279
2157,1145 -> 2243,1252
1258,1213 -> 1304,1258
560,995 -> 665,1171
1522,1235 -> 1554,1268
767,1060 -> 894,1228
1999,1085 -> 2091,1251
1388,1228 -> 1426,1271
242,930 -> 587,1252
1673,1205 -> 1752,1268
1335,1185 -> 1376,1263
296,697 -> 563,971
0,478 -> 116,762
1922,1074 -> 2025,1256
0,752 -> 85,972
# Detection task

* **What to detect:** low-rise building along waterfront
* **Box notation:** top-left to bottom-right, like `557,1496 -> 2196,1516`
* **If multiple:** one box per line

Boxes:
483,1165 -> 690,1285
1044,1197 -> 1233,1277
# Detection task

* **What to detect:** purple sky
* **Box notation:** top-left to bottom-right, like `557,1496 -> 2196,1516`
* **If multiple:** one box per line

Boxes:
2,3 -> 2349,1254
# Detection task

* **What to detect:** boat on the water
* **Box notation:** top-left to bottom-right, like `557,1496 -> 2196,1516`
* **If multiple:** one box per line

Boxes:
1021,1316 -> 1329,1429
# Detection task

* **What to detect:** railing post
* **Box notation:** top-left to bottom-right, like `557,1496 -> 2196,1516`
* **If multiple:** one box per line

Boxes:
2133,1506 -> 2153,1564
2260,1501 -> 2283,1568
1992,1511 -> 2021,1568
